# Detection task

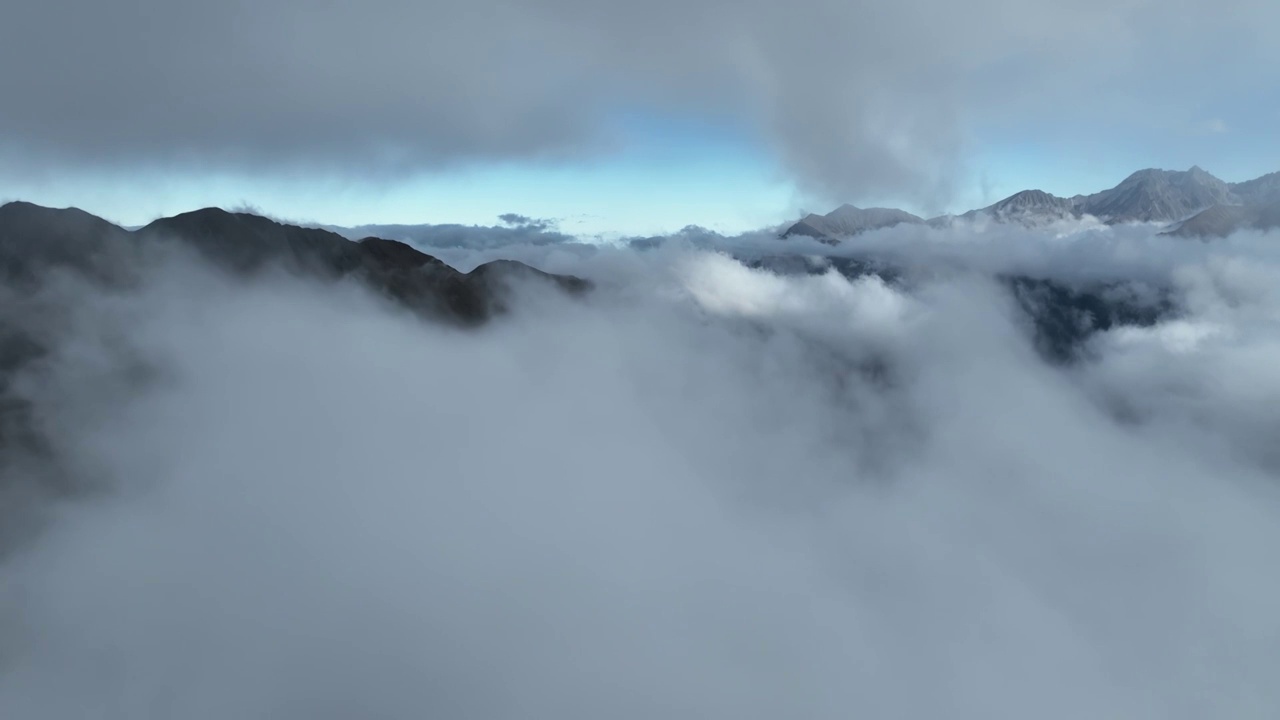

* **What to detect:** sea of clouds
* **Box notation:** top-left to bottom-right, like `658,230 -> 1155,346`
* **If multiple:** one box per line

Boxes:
1,221 -> 1279,718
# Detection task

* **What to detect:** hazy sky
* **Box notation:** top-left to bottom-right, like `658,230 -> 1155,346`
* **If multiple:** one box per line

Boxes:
3,0 -> 1278,233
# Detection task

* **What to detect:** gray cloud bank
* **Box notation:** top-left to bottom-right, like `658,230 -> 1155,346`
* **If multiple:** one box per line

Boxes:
3,0 -> 1278,204
1,215 -> 1280,717
0,212 -> 1274,712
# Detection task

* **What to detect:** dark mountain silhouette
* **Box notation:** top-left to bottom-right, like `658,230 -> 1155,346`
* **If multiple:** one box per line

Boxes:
0,202 -> 589,324
135,207 -> 589,321
783,205 -> 923,242
0,201 -> 140,285
0,201 -> 592,553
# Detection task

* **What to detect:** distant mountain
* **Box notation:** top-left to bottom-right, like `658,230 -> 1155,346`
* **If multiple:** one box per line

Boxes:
1161,204 -> 1254,238
960,189 -> 1081,226
788,166 -> 1280,241
1229,171 -> 1280,206
783,204 -> 923,242
1158,170 -> 1280,238
1254,201 -> 1280,232
1163,198 -> 1280,238
1074,166 -> 1238,224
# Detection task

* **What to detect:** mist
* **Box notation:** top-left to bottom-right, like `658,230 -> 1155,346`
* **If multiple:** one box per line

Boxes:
2,224 -> 1279,718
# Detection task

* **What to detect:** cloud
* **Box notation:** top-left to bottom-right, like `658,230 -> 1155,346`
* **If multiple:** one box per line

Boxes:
2,0 -> 1277,205
2,221 -> 1280,716
497,213 -> 552,230
333,218 -> 577,251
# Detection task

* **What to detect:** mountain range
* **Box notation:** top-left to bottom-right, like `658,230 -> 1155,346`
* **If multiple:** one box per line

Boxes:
0,201 -> 589,326
785,167 -> 1280,241
0,201 -> 592,528
0,199 -> 1175,386
0,198 -> 1176,532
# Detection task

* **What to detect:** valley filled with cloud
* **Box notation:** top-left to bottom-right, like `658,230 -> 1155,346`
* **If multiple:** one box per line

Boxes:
4,0 -> 1279,712
2,205 -> 1278,717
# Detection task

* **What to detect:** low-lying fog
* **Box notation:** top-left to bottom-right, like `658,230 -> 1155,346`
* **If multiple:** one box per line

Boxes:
2,222 -> 1279,718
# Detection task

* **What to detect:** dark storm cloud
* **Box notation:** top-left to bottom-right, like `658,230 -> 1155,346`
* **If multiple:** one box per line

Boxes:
3,0 -> 1278,204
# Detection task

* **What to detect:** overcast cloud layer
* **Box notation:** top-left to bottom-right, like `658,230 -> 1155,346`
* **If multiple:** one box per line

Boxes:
3,0 -> 1278,205
2,223 -> 1280,717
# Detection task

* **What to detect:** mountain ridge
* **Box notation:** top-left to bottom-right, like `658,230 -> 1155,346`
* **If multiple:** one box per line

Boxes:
785,166 -> 1280,241
0,201 -> 590,324
783,204 -> 924,243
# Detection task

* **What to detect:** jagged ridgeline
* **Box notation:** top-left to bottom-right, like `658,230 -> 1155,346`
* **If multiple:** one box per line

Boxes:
0,201 -> 590,321
0,199 -> 1182,555
0,200 -> 1178,383
783,167 -> 1280,241
0,201 -> 593,553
